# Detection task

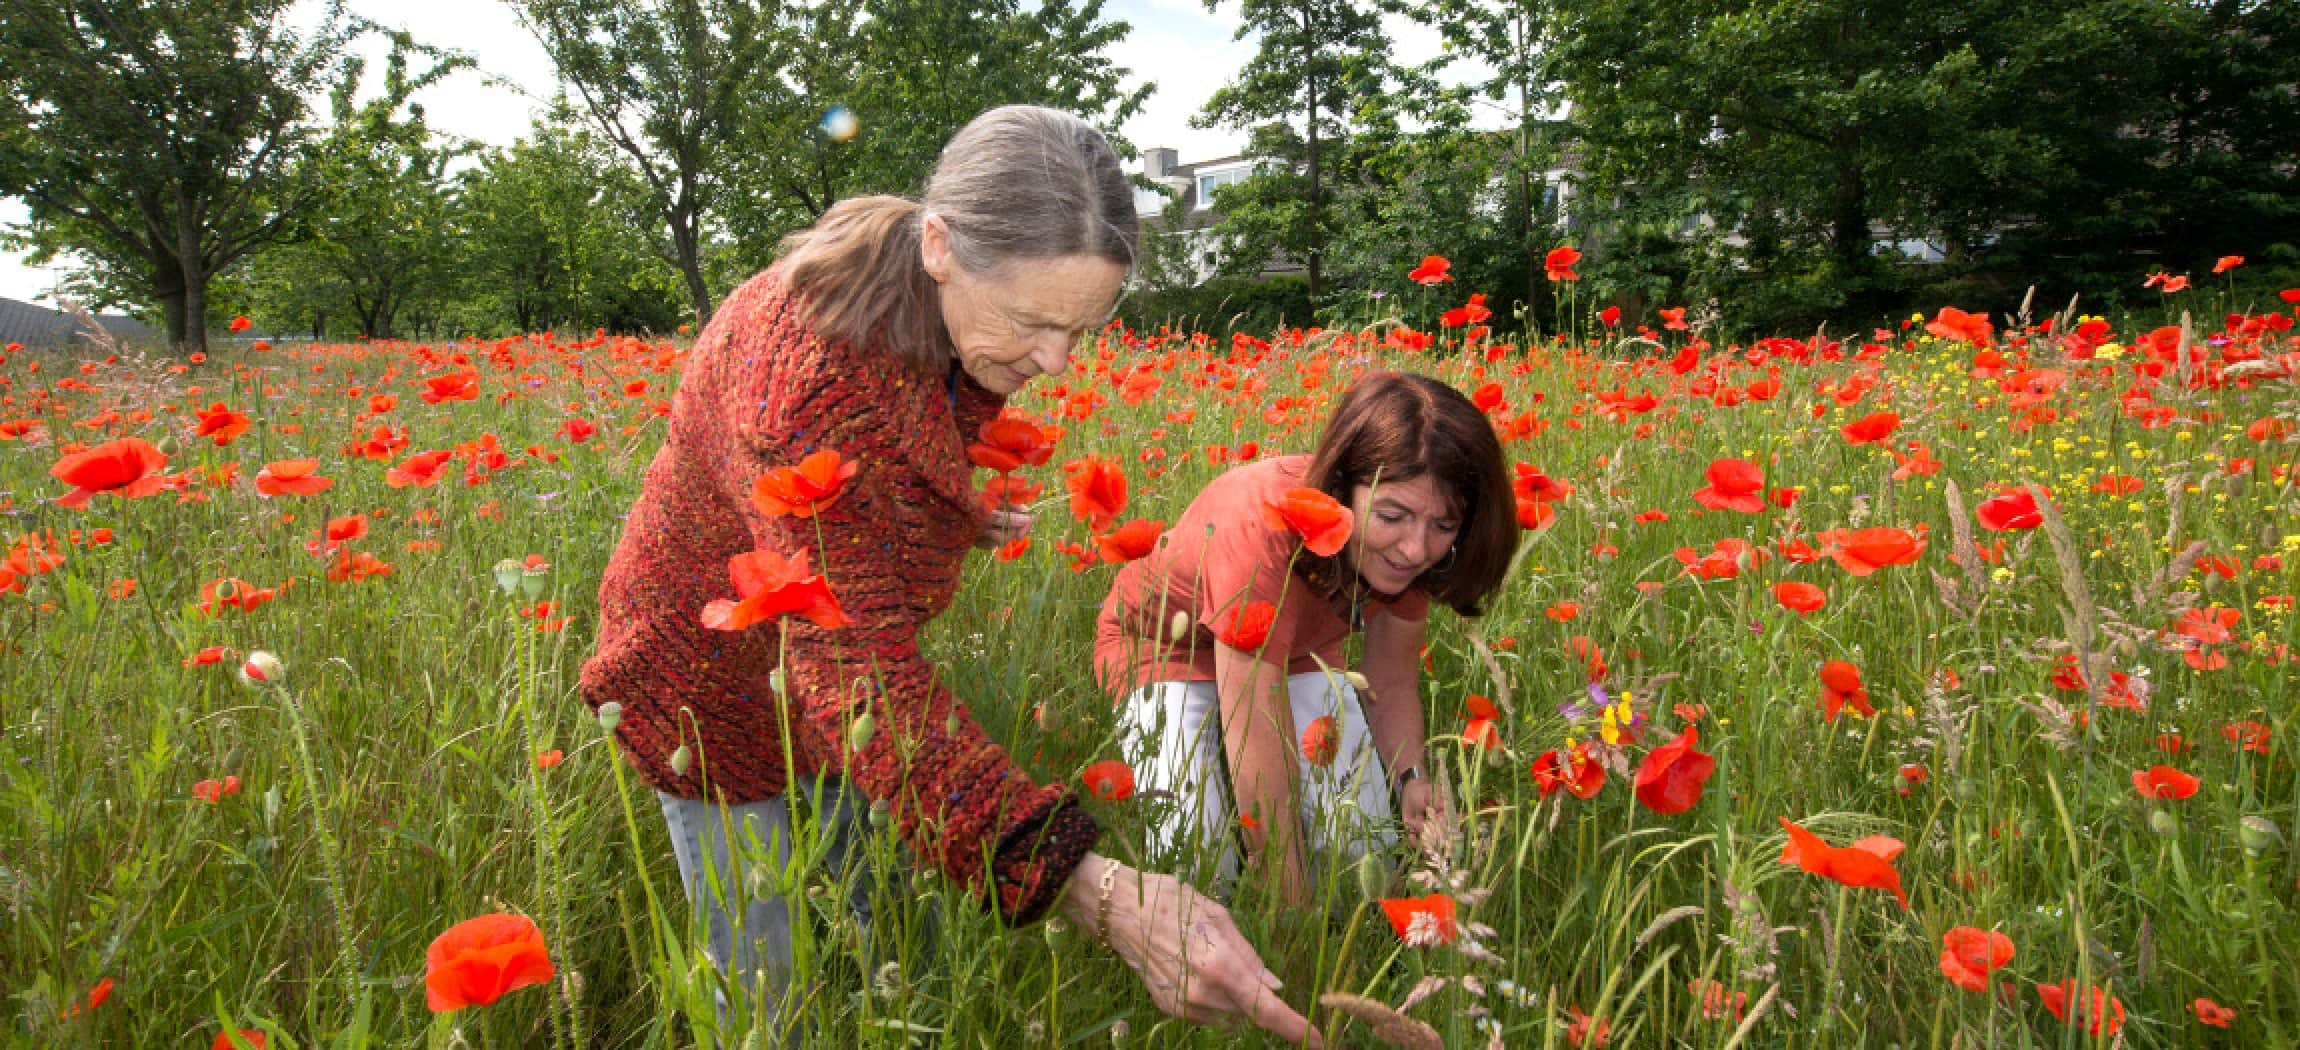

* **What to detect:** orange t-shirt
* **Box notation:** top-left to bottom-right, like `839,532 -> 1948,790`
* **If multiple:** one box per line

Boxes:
1094,455 -> 1429,697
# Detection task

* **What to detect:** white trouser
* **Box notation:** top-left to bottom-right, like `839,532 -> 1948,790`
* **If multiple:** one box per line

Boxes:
1117,671 -> 1396,886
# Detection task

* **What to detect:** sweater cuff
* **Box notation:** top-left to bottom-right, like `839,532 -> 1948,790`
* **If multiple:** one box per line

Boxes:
987,802 -> 1102,926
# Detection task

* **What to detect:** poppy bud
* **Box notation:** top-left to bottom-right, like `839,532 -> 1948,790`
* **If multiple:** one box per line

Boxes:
1042,915 -> 1071,950
1342,670 -> 1371,692
492,558 -> 522,594
847,711 -> 876,753
945,712 -> 961,738
868,798 -> 890,830
669,744 -> 693,777
2240,815 -> 2282,855
2149,808 -> 2180,837
1168,610 -> 1193,645
1356,852 -> 1391,901
155,434 -> 180,457
596,701 -> 622,734
239,650 -> 284,687
769,668 -> 787,696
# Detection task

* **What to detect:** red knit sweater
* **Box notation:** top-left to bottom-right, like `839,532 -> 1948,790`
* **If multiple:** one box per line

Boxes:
581,264 -> 1098,925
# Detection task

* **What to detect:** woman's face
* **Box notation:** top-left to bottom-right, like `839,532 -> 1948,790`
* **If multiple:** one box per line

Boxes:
922,214 -> 1125,396
1347,474 -> 1461,595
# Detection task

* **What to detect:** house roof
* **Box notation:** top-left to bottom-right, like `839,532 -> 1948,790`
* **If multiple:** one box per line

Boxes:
0,297 -> 156,350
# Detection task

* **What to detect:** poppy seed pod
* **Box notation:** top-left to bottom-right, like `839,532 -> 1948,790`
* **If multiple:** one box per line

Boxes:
868,798 -> 890,830
492,558 -> 522,594
520,567 -> 549,599
2148,808 -> 2180,837
596,701 -> 622,734
239,650 -> 284,687
2240,815 -> 2282,855
669,744 -> 693,777
155,434 -> 181,457
1042,915 -> 1070,950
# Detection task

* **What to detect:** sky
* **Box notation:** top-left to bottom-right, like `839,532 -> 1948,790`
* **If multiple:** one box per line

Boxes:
0,0 -> 1487,306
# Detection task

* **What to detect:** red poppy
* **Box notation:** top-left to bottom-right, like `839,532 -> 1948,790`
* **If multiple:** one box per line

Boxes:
2036,980 -> 2124,1037
1773,581 -> 1827,615
1406,255 -> 1452,285
212,1030 -> 268,1050
1263,486 -> 1353,557
2132,764 -> 2200,800
1975,488 -> 2044,531
2223,720 -> 2271,753
1546,601 -> 1581,621
255,458 -> 333,497
1544,245 -> 1582,282
753,449 -> 859,519
1080,759 -> 1135,801
419,371 -> 480,404
1063,456 -> 1128,530
1688,977 -> 1748,1022
1925,306 -> 1992,344
1513,463 -> 1574,504
968,415 -> 1055,473
1839,412 -> 1902,446
1633,726 -> 1714,815
1095,518 -> 1164,563
1532,744 -> 1607,799
1442,292 -> 1494,329
1818,526 -> 1927,576
182,645 -> 231,667
699,548 -> 851,631
980,473 -> 1044,511
1819,660 -> 1874,721
558,417 -> 597,444
425,913 -> 555,1012
1379,893 -> 1459,945
1565,1006 -> 1610,1047
227,315 -> 253,333
2191,997 -> 2236,1028
384,449 -> 455,488
535,749 -> 564,769
1691,457 -> 1766,513
51,437 -> 170,509
1301,715 -> 1340,767
194,403 -> 252,446
2213,255 -> 2244,274
1598,306 -> 1621,326
192,776 -> 243,803
1938,927 -> 2013,993
1777,817 -> 1907,908
1214,600 -> 1276,651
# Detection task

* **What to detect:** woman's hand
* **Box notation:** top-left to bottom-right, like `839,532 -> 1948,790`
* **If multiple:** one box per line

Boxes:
1060,853 -> 1321,1046
1398,776 -> 1439,838
977,507 -> 1032,549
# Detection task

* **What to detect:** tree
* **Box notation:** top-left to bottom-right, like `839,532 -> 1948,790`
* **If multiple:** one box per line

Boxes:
1417,0 -> 1565,311
510,0 -> 777,326
1195,0 -> 1396,312
0,0 -> 370,354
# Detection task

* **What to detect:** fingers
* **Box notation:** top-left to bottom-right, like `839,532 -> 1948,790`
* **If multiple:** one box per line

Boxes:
1232,969 -> 1317,1046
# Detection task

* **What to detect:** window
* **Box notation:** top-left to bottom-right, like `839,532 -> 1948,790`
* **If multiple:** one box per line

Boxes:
1195,167 -> 1250,208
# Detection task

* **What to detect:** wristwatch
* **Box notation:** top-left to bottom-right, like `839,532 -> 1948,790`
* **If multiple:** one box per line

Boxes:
1394,765 -> 1422,788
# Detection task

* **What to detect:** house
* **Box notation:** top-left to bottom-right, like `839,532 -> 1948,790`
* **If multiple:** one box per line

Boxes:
1133,148 -> 1302,285
0,296 -> 155,351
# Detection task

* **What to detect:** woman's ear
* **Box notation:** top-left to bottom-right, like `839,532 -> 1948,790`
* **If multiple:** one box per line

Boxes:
919,212 -> 952,284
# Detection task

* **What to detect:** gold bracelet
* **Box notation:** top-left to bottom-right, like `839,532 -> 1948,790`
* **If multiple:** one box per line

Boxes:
1092,860 -> 1119,949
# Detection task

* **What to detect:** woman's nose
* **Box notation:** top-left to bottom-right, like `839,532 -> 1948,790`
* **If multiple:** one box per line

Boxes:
1031,334 -> 1071,377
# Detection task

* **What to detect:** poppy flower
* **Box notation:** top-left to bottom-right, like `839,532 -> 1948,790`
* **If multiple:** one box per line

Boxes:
1263,486 -> 1353,557
1379,893 -> 1459,946
2132,764 -> 2200,800
1544,245 -> 1582,282
1938,927 -> 2014,992
1839,412 -> 1902,446
424,913 -> 555,1012
2035,980 -> 2124,1037
699,548 -> 851,631
1463,694 -> 1503,751
752,449 -> 859,519
1633,726 -> 1714,815
191,776 -> 242,803
1691,457 -> 1766,513
183,645 -> 231,667
1598,306 -> 1621,326
1531,744 -> 1606,799
980,473 -> 1044,511
1546,601 -> 1581,621
1688,978 -> 1748,1022
558,417 -> 597,444
1777,817 -> 1908,908
194,403 -> 252,446
1062,456 -> 1128,530
1080,759 -> 1135,801
1442,292 -> 1494,329
1095,518 -> 1165,563
1976,488 -> 2044,531
1925,306 -> 1992,344
419,371 -> 480,404
1214,600 -> 1276,651
1407,255 -> 1452,285
212,1030 -> 267,1050
2223,720 -> 2271,753
2213,255 -> 2244,274
1565,1006 -> 1610,1047
2191,997 -> 2236,1028
1301,715 -> 1340,767
50,437 -> 170,509
1656,307 -> 1688,331
1773,581 -> 1827,615
255,458 -> 334,497
1513,464 -> 1574,504
968,416 -> 1055,473
384,449 -> 455,488
1818,660 -> 1874,721
535,749 -> 564,769
227,315 -> 254,333
1818,526 -> 1927,576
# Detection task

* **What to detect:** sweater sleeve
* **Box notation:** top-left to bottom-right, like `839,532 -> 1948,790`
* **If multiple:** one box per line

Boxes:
711,313 -> 1097,926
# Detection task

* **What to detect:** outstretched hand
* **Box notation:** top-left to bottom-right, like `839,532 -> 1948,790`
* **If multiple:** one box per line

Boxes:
1060,853 -> 1321,1046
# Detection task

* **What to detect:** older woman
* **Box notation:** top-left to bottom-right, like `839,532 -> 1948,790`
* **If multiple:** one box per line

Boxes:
582,106 -> 1314,1044
1097,372 -> 1519,903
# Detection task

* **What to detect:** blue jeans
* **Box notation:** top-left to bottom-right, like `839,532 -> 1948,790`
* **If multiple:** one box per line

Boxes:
658,776 -> 880,1037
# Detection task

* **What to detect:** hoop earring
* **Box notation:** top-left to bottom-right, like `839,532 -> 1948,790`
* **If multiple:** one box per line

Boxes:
1431,545 -> 1458,576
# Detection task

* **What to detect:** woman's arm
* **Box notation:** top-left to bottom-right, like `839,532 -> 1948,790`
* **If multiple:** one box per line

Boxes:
1213,641 -> 1314,905
1361,610 -> 1432,832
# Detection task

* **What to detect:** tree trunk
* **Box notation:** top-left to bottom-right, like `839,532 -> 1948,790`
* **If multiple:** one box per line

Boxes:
1829,129 -> 1870,278
671,175 -> 712,326
1300,3 -> 1322,316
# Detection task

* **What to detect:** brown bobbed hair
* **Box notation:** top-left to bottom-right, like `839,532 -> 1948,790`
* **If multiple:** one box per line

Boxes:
775,105 -> 1139,374
1299,371 -> 1520,617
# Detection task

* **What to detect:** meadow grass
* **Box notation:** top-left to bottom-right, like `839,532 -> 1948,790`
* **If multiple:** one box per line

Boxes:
1,288 -> 2294,1048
